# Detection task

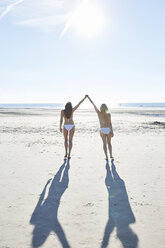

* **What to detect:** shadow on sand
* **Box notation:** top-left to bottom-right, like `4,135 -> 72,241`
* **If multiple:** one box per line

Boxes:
101,161 -> 139,248
30,160 -> 71,248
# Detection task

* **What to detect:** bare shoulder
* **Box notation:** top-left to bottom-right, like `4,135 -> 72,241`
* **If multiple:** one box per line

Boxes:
61,110 -> 64,115
72,106 -> 76,112
97,110 -> 101,116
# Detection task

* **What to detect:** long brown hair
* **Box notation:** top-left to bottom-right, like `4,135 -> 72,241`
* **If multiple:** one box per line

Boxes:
64,102 -> 73,118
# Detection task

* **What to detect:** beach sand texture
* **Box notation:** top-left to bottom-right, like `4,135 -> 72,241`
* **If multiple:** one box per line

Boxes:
0,108 -> 165,248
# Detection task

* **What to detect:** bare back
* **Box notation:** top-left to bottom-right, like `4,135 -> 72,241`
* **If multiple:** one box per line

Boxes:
62,110 -> 74,125
97,112 -> 111,128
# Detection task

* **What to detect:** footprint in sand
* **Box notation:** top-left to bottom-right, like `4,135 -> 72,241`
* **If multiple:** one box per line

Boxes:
84,203 -> 94,207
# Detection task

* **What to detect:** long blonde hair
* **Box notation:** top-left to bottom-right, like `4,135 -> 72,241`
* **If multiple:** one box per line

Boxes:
100,104 -> 109,114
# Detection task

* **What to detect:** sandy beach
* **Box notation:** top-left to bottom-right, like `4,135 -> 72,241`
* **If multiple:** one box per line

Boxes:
0,107 -> 165,248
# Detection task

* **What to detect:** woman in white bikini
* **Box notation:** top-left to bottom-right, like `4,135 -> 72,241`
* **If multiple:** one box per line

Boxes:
87,96 -> 114,160
60,95 -> 87,159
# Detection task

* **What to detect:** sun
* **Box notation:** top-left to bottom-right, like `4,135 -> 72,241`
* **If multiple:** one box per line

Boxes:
62,0 -> 105,39
72,0 -> 105,38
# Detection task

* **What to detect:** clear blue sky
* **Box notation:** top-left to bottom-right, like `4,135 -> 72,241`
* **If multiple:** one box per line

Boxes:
0,0 -> 165,105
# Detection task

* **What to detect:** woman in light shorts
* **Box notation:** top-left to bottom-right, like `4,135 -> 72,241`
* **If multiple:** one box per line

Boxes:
87,96 -> 114,161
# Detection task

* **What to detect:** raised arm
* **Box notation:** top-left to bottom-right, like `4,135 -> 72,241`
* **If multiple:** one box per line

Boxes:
87,96 -> 99,113
72,95 -> 87,112
60,110 -> 64,132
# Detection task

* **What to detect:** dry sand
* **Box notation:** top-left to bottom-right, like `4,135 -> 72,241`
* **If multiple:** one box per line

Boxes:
0,107 -> 165,248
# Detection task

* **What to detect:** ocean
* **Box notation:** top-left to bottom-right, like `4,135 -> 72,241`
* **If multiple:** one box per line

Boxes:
0,103 -> 64,108
120,103 -> 165,108
0,103 -> 165,108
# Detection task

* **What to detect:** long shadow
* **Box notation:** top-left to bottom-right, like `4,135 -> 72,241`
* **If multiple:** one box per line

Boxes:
101,161 -> 139,248
30,160 -> 71,248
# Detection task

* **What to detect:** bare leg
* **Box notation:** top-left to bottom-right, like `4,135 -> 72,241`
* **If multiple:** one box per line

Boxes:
63,128 -> 68,157
100,132 -> 108,160
107,133 -> 113,159
68,127 -> 75,158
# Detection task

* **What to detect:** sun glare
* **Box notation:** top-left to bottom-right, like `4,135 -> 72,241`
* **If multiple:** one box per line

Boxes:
71,0 -> 105,38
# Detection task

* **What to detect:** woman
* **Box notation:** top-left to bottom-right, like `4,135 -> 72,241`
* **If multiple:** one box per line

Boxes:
60,95 -> 87,159
87,96 -> 114,160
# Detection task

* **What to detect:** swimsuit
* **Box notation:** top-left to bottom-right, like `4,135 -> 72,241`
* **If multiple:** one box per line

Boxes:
100,127 -> 111,135
64,124 -> 74,131
64,117 -> 74,131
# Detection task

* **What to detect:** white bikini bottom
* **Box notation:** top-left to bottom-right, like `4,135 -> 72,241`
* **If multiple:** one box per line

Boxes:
64,124 -> 74,131
100,127 -> 111,135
